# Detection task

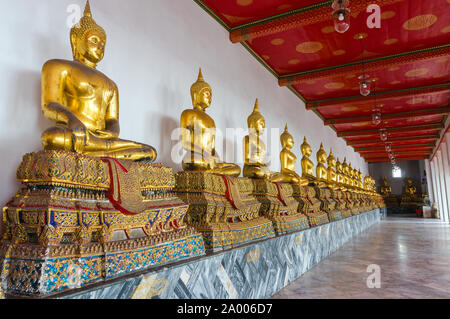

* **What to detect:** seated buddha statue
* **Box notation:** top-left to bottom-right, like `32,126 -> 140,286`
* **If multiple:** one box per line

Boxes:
271,125 -> 305,184
357,170 -> 363,189
351,167 -> 358,190
315,143 -> 328,188
348,163 -> 355,188
336,158 -> 345,189
180,69 -> 241,176
380,177 -> 392,196
243,99 -> 271,179
41,1 -> 156,162
301,137 -> 317,185
327,148 -> 338,188
405,178 -> 417,196
342,158 -> 350,187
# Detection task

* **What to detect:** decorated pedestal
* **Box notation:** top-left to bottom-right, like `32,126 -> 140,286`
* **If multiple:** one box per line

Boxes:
174,172 -> 275,251
400,194 -> 423,207
382,194 -> 398,207
250,180 -> 309,235
334,189 -> 352,219
0,150 -> 205,297
374,194 -> 386,209
291,185 -> 329,227
358,192 -> 368,213
343,190 -> 360,216
314,186 -> 342,222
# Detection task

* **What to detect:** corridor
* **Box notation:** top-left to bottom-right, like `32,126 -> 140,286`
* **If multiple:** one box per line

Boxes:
272,217 -> 450,299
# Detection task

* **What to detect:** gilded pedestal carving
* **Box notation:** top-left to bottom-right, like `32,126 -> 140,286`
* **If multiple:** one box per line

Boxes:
291,185 -> 329,227
251,180 -> 309,235
175,172 -> 274,251
0,150 -> 204,297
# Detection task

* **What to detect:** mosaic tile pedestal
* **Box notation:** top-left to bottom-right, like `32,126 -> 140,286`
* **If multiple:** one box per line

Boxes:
41,209 -> 382,299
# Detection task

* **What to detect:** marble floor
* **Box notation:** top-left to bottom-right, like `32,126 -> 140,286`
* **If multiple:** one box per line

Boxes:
271,217 -> 450,299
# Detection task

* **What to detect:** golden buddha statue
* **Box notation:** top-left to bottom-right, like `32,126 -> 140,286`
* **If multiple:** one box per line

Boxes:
342,158 -> 350,186
41,1 -> 156,161
315,143 -> 328,188
180,69 -> 241,176
271,125 -> 304,184
352,167 -> 358,189
301,137 -> 317,185
348,163 -> 355,188
380,177 -> 392,196
357,170 -> 363,189
327,148 -> 338,187
243,99 -> 270,179
405,178 -> 417,196
336,158 -> 345,187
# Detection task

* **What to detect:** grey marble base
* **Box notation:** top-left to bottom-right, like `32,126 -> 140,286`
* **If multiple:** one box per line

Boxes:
57,209 -> 381,299
380,207 -> 387,219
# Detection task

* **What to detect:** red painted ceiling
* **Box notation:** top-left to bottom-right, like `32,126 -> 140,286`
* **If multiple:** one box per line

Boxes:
195,0 -> 450,162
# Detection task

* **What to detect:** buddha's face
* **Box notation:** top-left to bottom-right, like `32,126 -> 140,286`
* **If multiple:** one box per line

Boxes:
250,118 -> 265,135
282,136 -> 294,150
328,158 -> 336,168
317,152 -> 326,164
301,144 -> 311,157
195,89 -> 212,109
76,30 -> 106,64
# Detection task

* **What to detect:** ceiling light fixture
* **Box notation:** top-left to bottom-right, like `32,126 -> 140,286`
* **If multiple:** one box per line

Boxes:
358,35 -> 371,96
380,129 -> 388,141
331,0 -> 351,33
371,83 -> 382,126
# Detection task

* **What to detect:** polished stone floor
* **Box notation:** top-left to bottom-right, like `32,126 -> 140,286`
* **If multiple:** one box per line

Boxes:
272,217 -> 450,299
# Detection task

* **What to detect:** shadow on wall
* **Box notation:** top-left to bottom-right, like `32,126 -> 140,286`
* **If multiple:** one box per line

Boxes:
0,70 -> 48,232
158,115 -> 180,170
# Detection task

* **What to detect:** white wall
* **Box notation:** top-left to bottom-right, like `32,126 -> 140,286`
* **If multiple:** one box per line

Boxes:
0,0 -> 368,206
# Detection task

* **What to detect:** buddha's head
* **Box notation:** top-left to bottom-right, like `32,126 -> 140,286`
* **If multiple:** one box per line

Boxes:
383,177 -> 388,186
280,124 -> 294,150
248,99 -> 265,135
336,158 -> 342,173
300,137 -> 312,157
327,148 -> 336,168
70,1 -> 106,67
191,68 -> 212,110
407,178 -> 413,185
316,143 -> 327,164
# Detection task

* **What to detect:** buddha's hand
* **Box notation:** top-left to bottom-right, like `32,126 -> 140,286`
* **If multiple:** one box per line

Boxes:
69,119 -> 89,153
91,130 -> 116,139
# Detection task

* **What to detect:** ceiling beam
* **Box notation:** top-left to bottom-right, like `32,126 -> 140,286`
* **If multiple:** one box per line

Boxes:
324,107 -> 450,126
355,143 -> 435,151
337,123 -> 444,137
366,157 -> 427,163
229,0 -> 406,43
280,46 -> 450,87
360,148 -> 434,155
363,151 -> 432,158
346,134 -> 440,146
306,84 -> 449,110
